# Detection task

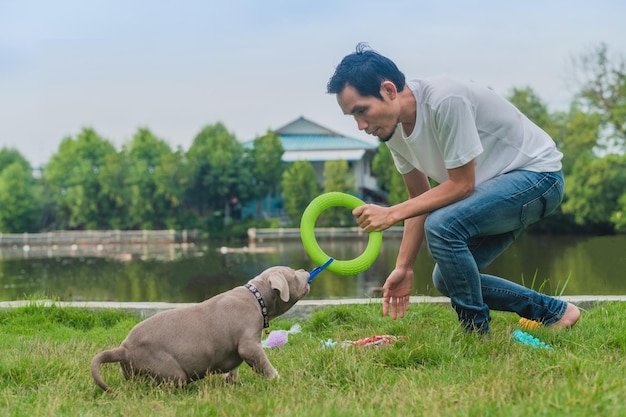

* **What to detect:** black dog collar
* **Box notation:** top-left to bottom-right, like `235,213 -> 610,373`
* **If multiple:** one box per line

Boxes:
244,283 -> 270,330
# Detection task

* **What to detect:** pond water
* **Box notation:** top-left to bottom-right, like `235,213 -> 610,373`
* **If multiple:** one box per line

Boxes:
0,233 -> 624,303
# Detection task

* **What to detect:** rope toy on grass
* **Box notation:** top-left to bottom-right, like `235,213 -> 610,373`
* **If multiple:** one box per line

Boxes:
321,335 -> 407,348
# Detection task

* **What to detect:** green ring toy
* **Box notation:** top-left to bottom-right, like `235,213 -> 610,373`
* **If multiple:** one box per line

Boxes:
300,192 -> 383,276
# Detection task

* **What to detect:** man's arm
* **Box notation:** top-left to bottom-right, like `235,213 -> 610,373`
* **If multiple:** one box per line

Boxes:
381,169 -> 429,319
355,161 -> 477,319
353,160 -> 476,232
394,169 -> 431,272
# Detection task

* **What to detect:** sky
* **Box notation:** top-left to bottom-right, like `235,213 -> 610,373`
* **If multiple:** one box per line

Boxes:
1,0 -> 625,168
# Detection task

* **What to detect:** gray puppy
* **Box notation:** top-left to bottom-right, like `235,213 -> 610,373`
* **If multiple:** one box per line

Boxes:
91,266 -> 310,391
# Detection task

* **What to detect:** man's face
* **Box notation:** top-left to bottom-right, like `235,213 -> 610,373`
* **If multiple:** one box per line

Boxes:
336,84 -> 399,142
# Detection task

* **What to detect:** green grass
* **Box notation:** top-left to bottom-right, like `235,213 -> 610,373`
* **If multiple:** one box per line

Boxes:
1,301 -> 625,416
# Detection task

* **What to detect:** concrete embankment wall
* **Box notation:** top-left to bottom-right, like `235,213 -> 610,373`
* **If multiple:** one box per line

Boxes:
2,295 -> 624,321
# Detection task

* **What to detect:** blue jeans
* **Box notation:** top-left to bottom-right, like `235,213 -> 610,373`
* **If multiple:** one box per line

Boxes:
424,170 -> 567,333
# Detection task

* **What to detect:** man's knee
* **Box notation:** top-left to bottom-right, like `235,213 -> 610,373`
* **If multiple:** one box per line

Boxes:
424,209 -> 454,241
424,210 -> 443,237
432,265 -> 449,296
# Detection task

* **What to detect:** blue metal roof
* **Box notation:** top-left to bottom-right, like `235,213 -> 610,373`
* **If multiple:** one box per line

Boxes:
243,116 -> 378,152
280,134 -> 377,151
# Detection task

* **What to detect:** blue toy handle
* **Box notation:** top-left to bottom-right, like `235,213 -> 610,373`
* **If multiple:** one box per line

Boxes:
308,258 -> 334,283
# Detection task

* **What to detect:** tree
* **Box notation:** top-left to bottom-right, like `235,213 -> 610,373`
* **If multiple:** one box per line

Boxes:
44,128 -> 118,229
506,85 -> 615,234
122,128 -> 178,229
98,152 -> 131,229
320,159 -> 356,226
0,161 -> 41,232
247,130 -> 284,217
548,106 -> 601,176
0,148 -> 32,174
561,153 -> 626,233
506,87 -> 593,176
612,193 -> 626,233
569,42 -> 626,154
323,159 -> 355,193
186,123 -> 252,229
153,148 -> 192,230
281,161 -> 319,226
508,86 -> 551,128
371,143 -> 407,205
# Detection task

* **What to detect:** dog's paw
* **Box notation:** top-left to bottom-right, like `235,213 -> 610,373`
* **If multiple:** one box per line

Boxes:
223,370 -> 239,384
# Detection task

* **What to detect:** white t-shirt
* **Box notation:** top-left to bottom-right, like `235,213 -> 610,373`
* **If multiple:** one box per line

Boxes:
386,77 -> 563,185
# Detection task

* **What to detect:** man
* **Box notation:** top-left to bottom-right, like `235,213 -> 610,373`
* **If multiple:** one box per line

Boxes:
327,43 -> 580,333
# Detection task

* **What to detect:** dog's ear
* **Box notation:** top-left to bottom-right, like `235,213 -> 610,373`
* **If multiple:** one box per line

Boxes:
268,268 -> 290,302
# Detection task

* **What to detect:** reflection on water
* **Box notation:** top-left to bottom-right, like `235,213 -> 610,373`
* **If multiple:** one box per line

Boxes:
0,233 -> 625,302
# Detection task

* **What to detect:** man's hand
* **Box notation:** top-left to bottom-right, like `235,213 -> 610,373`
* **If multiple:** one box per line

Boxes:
382,268 -> 414,319
352,204 -> 395,232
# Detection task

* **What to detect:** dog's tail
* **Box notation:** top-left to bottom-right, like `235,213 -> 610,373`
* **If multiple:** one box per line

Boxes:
90,347 -> 127,392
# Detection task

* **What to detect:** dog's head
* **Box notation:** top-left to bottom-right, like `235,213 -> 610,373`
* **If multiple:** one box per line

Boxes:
250,266 -> 310,317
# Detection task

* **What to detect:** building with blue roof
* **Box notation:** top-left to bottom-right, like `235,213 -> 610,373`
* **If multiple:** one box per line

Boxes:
242,116 -> 383,221
274,116 -> 380,197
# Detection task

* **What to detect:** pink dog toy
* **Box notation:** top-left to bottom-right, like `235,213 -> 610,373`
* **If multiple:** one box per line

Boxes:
262,323 -> 302,348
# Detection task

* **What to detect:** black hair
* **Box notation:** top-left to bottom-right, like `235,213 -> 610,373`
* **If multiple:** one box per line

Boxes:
327,42 -> 406,100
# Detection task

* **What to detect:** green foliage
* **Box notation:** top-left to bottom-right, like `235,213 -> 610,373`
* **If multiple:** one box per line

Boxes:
249,130 -> 284,199
98,152 -> 131,229
319,160 -> 356,226
153,148 -> 192,229
323,160 -> 355,193
571,42 -> 626,153
548,107 -> 602,175
43,128 -> 118,230
246,131 -> 285,219
371,143 -> 406,205
371,142 -> 393,192
562,153 -> 626,230
0,161 -> 41,232
508,86 -> 551,127
0,148 -> 32,173
186,123 -> 253,230
611,193 -> 626,233
121,128 -> 187,229
281,161 -> 320,226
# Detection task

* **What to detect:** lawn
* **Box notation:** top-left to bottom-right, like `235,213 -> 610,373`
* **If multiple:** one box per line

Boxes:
1,300 -> 624,416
